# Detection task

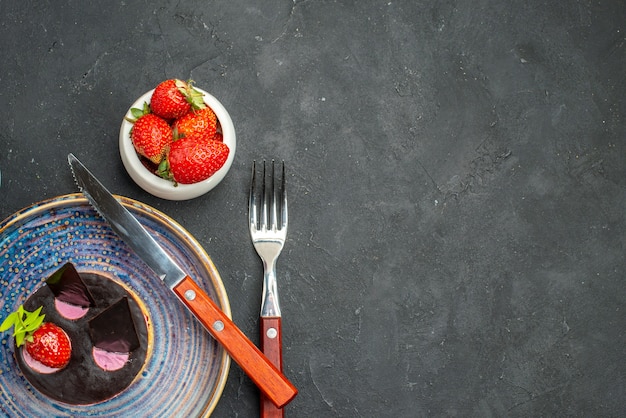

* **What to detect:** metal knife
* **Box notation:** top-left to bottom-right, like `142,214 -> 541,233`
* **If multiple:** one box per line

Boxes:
68,153 -> 297,409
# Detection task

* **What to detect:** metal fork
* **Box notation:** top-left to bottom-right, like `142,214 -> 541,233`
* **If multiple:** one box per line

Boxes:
249,160 -> 288,418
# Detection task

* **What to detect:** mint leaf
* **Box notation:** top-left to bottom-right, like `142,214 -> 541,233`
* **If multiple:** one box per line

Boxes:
0,312 -> 17,332
1,305 -> 45,347
15,332 -> 25,347
23,306 -> 44,326
25,314 -> 45,332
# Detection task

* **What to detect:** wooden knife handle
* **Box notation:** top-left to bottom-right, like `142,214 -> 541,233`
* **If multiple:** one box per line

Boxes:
173,276 -> 297,408
261,317 -> 284,417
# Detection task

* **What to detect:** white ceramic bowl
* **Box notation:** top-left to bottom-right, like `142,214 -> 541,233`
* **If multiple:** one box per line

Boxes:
119,87 -> 236,200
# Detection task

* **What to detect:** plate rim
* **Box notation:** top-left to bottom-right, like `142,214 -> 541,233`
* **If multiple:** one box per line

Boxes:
0,193 -> 231,417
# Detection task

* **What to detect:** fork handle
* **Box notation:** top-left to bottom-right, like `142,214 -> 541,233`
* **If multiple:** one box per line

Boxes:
261,316 -> 284,417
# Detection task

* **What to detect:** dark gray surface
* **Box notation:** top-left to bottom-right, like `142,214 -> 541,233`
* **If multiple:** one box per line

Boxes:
1,1 -> 625,417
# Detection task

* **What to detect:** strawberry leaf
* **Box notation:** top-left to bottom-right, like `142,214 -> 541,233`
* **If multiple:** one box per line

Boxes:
156,159 -> 173,182
177,79 -> 206,111
126,102 -> 152,123
130,108 -> 144,119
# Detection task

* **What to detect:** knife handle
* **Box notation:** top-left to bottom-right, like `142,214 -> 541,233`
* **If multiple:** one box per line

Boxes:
261,317 -> 284,418
173,276 -> 297,408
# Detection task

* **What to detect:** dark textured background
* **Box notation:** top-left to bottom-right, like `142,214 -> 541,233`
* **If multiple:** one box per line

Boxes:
1,1 -> 625,416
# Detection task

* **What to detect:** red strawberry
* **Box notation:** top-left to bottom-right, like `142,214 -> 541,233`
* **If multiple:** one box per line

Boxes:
214,131 -> 223,142
158,138 -> 229,185
130,113 -> 173,164
173,107 -> 218,142
150,79 -> 206,120
0,305 -> 72,370
26,322 -> 72,369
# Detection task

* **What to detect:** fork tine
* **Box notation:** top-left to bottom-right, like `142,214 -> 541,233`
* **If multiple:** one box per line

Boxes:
249,161 -> 258,230
250,160 -> 287,234
281,161 -> 287,231
261,161 -> 268,231
270,160 -> 279,231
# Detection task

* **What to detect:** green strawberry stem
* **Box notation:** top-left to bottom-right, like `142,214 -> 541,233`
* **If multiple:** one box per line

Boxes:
124,101 -> 152,123
156,159 -> 178,186
0,305 -> 45,347
176,79 -> 206,111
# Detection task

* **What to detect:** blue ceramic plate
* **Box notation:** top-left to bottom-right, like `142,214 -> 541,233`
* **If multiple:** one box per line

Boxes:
0,194 -> 230,417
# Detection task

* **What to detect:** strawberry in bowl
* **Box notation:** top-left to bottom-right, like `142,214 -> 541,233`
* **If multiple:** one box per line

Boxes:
119,79 -> 236,200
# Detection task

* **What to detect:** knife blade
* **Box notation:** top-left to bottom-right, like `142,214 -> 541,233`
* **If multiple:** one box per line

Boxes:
67,153 -> 297,408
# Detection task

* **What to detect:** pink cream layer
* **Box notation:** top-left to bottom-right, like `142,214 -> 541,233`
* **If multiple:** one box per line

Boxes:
22,347 -> 62,374
54,299 -> 89,320
92,347 -> 130,371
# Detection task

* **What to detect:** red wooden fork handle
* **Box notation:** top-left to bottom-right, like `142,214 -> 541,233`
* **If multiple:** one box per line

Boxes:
261,316 -> 284,417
